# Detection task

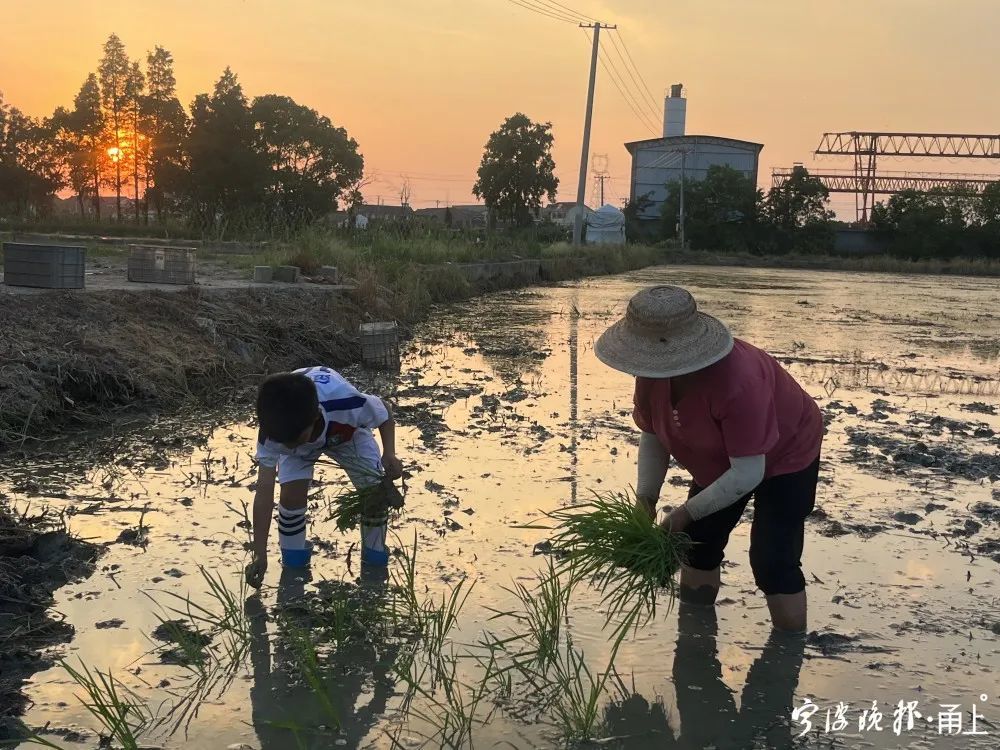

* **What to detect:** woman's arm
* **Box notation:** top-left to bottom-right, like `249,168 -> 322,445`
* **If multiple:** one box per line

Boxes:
666,454 -> 765,531
636,431 -> 669,518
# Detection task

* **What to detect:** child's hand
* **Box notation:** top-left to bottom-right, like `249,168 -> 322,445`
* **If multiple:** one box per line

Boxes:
382,454 -> 404,480
245,556 -> 267,589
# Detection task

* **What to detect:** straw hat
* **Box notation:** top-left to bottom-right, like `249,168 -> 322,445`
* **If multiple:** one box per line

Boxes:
595,286 -> 733,378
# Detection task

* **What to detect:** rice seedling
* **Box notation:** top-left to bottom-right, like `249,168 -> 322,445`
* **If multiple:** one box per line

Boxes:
546,621 -> 632,744
143,566 -> 254,735
522,490 -> 692,640
390,644 -> 504,749
488,556 -> 574,672
58,659 -> 163,750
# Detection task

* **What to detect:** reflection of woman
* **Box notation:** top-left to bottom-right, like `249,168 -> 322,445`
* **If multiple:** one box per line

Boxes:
596,286 -> 824,632
601,604 -> 805,749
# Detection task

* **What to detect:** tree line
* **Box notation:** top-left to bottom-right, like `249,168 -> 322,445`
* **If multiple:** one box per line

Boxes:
0,34 -> 363,234
627,164 -> 1000,259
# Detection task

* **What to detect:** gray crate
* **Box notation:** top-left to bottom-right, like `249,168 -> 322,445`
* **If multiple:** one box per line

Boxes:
360,321 -> 401,370
127,245 -> 196,285
2,242 -> 86,289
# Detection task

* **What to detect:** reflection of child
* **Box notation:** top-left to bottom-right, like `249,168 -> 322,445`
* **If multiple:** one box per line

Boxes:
245,367 -> 403,588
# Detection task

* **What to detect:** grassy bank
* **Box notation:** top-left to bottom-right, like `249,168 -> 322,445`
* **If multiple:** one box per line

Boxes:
0,240 -> 663,446
657,247 -> 1000,277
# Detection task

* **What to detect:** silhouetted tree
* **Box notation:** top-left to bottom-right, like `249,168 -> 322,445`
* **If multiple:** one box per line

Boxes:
184,68 -> 267,233
473,113 -> 558,227
98,34 -> 131,221
143,46 -> 188,222
251,94 -> 364,227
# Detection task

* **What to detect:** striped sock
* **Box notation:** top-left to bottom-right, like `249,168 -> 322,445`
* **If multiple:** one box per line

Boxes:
277,504 -> 306,550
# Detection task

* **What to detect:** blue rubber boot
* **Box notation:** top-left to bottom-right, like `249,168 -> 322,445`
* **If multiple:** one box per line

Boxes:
280,541 -> 313,569
361,517 -> 389,567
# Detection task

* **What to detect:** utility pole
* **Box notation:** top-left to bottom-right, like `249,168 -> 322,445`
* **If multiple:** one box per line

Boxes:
573,22 -> 616,246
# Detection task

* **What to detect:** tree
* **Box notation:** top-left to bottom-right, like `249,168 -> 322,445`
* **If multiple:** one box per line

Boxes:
185,68 -> 267,233
68,74 -> 106,219
763,165 -> 834,253
124,60 -> 145,222
623,191 -> 654,242
98,33 -> 130,221
661,165 -> 761,252
144,46 -> 188,222
251,93 -> 364,227
50,105 -> 91,218
976,181 -> 1000,226
473,113 -> 558,227
0,96 -> 63,218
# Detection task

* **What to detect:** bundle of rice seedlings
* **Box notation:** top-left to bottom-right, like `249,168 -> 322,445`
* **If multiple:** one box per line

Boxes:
327,479 -> 404,532
530,490 -> 692,637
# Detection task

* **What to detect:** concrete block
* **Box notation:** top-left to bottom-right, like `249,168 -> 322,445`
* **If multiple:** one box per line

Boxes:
318,265 -> 339,282
253,266 -> 274,283
127,245 -> 196,285
274,265 -> 300,283
3,242 -> 85,289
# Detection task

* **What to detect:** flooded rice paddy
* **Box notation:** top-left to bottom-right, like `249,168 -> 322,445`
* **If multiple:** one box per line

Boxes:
4,265 -> 999,749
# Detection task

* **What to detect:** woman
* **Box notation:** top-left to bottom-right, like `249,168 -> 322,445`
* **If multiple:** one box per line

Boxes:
595,285 -> 823,633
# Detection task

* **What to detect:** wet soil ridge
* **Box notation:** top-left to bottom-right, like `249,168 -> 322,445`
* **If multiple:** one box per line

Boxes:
0,505 -> 101,741
0,252 -> 659,450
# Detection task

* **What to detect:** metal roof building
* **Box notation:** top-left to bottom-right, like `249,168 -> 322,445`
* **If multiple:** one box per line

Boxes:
625,85 -> 763,223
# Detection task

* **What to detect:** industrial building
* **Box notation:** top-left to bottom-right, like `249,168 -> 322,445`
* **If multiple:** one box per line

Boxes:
625,84 -> 763,225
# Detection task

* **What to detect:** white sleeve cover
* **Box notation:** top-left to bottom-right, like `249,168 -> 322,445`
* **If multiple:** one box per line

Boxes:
636,431 -> 669,500
685,454 -> 766,521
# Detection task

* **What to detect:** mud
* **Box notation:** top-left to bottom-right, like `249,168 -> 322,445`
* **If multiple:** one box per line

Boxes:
0,509 -> 100,741
2,266 -> 999,749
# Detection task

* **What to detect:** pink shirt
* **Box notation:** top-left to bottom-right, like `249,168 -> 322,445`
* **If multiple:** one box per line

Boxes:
633,339 -> 823,487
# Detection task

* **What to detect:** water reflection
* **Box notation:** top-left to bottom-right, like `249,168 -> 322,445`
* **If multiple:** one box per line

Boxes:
603,604 -> 805,749
246,566 -> 397,749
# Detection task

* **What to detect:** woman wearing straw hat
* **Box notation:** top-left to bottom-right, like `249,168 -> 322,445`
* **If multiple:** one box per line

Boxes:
596,286 -> 824,633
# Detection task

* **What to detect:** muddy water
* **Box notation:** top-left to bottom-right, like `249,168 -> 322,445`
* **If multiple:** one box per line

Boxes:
6,266 -> 1000,749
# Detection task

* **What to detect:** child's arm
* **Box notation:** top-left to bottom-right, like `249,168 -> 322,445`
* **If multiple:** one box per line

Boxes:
377,399 -> 403,479
246,465 -> 277,588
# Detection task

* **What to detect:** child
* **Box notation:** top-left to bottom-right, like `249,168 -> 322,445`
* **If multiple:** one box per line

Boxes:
244,366 -> 404,588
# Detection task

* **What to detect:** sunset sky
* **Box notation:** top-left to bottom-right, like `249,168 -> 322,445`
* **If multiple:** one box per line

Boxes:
5,0 -> 1000,217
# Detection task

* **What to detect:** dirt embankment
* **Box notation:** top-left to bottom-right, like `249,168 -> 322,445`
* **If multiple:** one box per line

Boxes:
0,252 -> 657,450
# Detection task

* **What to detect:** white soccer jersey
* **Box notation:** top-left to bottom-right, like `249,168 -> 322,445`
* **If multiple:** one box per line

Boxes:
254,366 -> 389,469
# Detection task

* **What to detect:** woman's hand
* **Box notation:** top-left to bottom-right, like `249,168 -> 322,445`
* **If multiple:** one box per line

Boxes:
661,505 -> 693,534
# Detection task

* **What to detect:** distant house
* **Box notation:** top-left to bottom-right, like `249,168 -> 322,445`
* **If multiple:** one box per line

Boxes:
357,203 -> 414,223
541,201 -> 594,227
414,204 -> 488,229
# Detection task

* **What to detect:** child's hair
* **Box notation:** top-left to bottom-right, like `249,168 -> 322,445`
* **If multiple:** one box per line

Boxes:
256,372 -> 319,444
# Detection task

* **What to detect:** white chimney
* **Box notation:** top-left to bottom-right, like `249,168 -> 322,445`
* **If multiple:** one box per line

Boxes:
663,83 -> 686,138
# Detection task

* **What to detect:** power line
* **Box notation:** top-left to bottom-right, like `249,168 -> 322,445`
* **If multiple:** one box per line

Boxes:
505,0 -> 580,24
607,29 -> 659,118
535,0 -> 595,22
611,29 -> 660,114
524,0 -> 584,22
593,34 -> 658,136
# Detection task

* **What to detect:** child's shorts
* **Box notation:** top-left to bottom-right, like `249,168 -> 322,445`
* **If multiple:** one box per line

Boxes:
276,428 -> 383,489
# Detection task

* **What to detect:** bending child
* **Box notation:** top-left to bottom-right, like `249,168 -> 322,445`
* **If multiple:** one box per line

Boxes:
245,366 -> 404,588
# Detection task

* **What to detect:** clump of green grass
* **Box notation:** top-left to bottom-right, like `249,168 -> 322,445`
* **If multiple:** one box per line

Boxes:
527,491 -> 692,638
